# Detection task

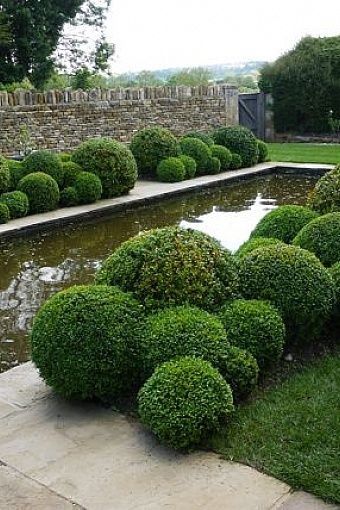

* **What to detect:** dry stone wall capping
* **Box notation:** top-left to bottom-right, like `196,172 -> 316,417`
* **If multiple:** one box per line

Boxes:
0,85 -> 238,157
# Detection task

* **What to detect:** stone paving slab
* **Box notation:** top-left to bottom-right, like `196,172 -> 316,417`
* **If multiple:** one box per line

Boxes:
275,491 -> 339,510
0,363 -> 338,510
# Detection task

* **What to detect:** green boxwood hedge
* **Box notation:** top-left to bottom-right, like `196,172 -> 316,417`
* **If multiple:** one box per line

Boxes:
206,156 -> 221,175
212,126 -> 259,167
60,187 -> 79,207
0,202 -> 10,223
74,171 -> 102,204
138,357 -> 234,450
257,140 -> 269,163
23,150 -> 64,187
18,172 -> 60,214
31,285 -> 144,401
329,262 -> 340,323
0,156 -> 11,194
178,155 -> 197,179
184,131 -> 214,147
235,237 -> 285,259
217,346 -> 259,401
0,190 -> 29,219
179,137 -> 212,175
210,145 -> 232,171
156,157 -> 185,182
229,153 -> 242,169
7,160 -> 25,191
62,161 -> 82,188
308,165 -> 340,214
96,226 -> 239,311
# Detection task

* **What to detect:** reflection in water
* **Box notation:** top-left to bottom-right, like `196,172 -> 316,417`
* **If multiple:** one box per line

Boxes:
0,174 -> 317,370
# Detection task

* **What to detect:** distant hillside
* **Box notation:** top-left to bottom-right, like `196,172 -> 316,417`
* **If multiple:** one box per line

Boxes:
153,61 -> 267,82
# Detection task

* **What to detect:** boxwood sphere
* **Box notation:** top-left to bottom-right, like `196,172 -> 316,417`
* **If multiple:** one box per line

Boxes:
230,153 -> 243,169
178,155 -> 197,179
74,171 -> 102,204
31,285 -> 144,401
138,357 -> 234,450
18,172 -> 60,214
257,140 -> 269,163
130,127 -> 179,177
62,161 -> 82,188
293,212 -> 340,267
217,346 -> 259,401
156,157 -> 185,182
179,137 -> 212,175
218,299 -> 285,370
0,191 -> 29,219
212,126 -> 259,167
184,131 -> 214,147
250,205 -> 318,244
96,227 -> 239,311
236,237 -> 285,259
72,138 -> 138,198
0,156 -> 10,194
0,203 -> 10,223
206,156 -> 221,175
210,145 -> 232,170
138,306 -> 229,380
308,165 -> 340,214
60,187 -> 79,207
23,150 -> 64,187
238,244 -> 336,342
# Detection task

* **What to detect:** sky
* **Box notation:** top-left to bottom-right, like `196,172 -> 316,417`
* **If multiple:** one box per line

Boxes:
106,0 -> 340,73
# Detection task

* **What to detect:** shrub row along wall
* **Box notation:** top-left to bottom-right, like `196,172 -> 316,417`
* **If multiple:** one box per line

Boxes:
0,85 -> 239,157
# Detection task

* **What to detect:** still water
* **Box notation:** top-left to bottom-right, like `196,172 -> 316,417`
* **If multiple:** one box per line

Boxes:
0,174 -> 317,370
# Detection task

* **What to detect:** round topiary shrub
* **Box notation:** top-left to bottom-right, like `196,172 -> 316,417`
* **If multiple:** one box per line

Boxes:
7,160 -> 25,191
60,187 -> 79,207
96,226 -> 239,311
179,137 -> 212,175
257,140 -> 269,163
293,212 -> 340,267
0,156 -> 10,194
308,165 -> 340,214
238,244 -> 336,342
210,145 -> 232,171
74,171 -> 102,204
206,156 -> 221,175
138,357 -> 234,450
23,150 -> 64,187
212,126 -> 259,167
184,131 -> 214,147
178,155 -> 196,179
218,299 -> 285,370
18,172 -> 60,214
156,157 -> 185,182
72,138 -> 138,198
229,153 -> 243,169
250,205 -> 318,244
0,202 -> 10,223
31,285 -> 144,401
0,191 -> 29,219
130,127 -> 179,177
217,346 -> 259,401
138,306 -> 229,380
62,161 -> 82,188
235,237 -> 285,259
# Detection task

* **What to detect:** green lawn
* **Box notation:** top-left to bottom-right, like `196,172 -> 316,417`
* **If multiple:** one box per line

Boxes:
211,354 -> 340,504
268,143 -> 340,165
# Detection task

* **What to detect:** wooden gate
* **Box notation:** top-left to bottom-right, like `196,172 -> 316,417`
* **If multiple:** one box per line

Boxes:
238,92 -> 265,140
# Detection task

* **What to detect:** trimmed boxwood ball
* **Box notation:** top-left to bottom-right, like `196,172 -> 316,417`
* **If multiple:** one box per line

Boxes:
0,191 -> 29,219
138,306 -> 229,380
257,140 -> 269,163
293,212 -> 340,267
18,172 -> 60,214
62,161 -> 82,188
229,153 -> 242,169
238,244 -> 336,342
218,299 -> 285,370
96,227 -> 240,311
217,346 -> 259,401
130,127 -> 179,177
250,205 -> 318,244
236,237 -> 285,259
178,155 -> 196,179
74,171 -> 102,204
210,145 -> 232,170
7,160 -> 25,191
179,137 -> 212,175
31,285 -> 144,401
60,187 -> 79,207
308,165 -> 340,214
156,157 -> 185,182
23,150 -> 64,187
213,126 -> 259,167
138,357 -> 234,450
206,156 -> 221,175
0,203 -> 10,223
72,138 -> 138,198
0,156 -> 10,194
184,131 -> 214,147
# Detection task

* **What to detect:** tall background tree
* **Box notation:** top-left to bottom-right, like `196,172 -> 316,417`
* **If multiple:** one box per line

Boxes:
259,36 -> 340,133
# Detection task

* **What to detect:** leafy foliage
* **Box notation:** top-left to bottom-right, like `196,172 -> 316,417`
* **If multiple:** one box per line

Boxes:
329,262 -> 340,323
23,150 -> 64,187
0,202 -> 10,223
74,171 -> 102,204
212,126 -> 259,167
308,166 -> 340,214
210,145 -> 232,171
156,157 -> 185,182
0,191 -> 29,219
229,153 -> 242,169
217,346 -> 259,401
31,285 -> 144,401
206,156 -> 221,175
236,237 -> 285,259
18,172 -> 60,214
138,357 -> 234,450
96,226 -> 240,311
0,156 -> 10,194
179,137 -> 212,175
178,155 -> 197,179
167,67 -> 213,86
250,205 -> 318,244
60,187 -> 79,207
184,131 -> 214,147
62,161 -> 82,188
7,160 -> 25,191
257,140 -> 269,163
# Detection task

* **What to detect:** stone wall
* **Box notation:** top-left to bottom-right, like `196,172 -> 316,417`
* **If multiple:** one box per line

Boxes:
0,85 -> 238,157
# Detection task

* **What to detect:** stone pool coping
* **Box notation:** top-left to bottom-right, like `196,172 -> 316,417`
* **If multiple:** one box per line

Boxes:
0,161 -> 333,240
